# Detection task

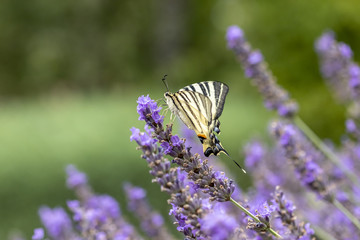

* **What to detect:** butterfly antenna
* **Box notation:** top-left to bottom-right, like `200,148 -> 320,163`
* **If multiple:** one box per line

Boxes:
222,149 -> 247,174
162,74 -> 170,92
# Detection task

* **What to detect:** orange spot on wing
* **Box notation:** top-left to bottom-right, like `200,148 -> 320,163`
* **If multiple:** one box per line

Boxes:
197,133 -> 207,139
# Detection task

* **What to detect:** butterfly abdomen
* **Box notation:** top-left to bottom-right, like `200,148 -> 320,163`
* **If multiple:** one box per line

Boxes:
201,134 -> 227,157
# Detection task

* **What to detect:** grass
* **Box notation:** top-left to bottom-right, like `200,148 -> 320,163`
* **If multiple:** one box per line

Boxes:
0,89 -> 272,238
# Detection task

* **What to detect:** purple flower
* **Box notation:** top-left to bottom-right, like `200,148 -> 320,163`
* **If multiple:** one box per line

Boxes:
303,161 -> 322,184
244,141 -> 265,169
349,63 -> 360,88
271,121 -> 331,201
279,124 -> 296,146
339,43 -> 353,59
201,210 -> 237,240
315,31 -> 334,52
130,126 -> 157,152
248,51 -> 263,65
346,119 -> 357,133
31,228 -> 44,240
38,207 -> 73,239
136,95 -> 163,125
315,31 -> 359,103
226,25 -> 244,48
66,165 -> 87,189
86,195 -> 120,220
272,187 -> 315,238
95,232 -> 107,240
227,25 -> 298,118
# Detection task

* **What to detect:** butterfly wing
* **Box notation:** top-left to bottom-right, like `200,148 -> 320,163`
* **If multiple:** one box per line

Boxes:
180,81 -> 229,120
170,90 -> 212,138
180,81 -> 229,135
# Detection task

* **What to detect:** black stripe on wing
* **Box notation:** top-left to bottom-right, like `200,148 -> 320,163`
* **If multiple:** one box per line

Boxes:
174,92 -> 203,132
213,81 -> 229,119
180,81 -> 229,119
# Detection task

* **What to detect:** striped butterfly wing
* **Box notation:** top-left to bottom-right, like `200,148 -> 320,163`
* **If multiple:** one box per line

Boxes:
171,90 -> 213,137
180,81 -> 229,121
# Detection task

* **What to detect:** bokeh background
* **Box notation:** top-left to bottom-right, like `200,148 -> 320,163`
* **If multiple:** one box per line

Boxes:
1,0 -> 360,238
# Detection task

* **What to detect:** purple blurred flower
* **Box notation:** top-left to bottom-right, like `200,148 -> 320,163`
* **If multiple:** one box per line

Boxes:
315,31 -> 334,52
244,141 -> 265,169
270,121 -> 332,201
226,25 -> 298,118
272,186 -> 314,239
86,195 -> 120,220
201,210 -> 238,240
339,43 -> 353,59
226,25 -> 244,48
65,165 -> 93,202
66,165 -> 87,189
315,31 -> 359,102
346,119 -> 357,133
349,63 -> 360,89
31,228 -> 44,240
124,183 -> 172,239
38,207 -> 73,240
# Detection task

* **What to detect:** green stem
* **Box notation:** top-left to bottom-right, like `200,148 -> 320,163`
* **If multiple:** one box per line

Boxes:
230,197 -> 283,239
333,199 -> 360,231
293,116 -> 359,185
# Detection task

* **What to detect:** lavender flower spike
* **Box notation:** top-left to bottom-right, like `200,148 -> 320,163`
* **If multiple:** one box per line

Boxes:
226,25 -> 298,118
315,31 -> 357,102
38,206 -> 74,240
65,165 -> 93,201
270,121 -> 332,201
272,186 -> 315,239
124,183 -> 173,240
130,126 -> 207,239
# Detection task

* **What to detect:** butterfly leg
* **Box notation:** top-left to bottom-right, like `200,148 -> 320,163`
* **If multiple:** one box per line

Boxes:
162,107 -> 169,118
170,112 -> 175,123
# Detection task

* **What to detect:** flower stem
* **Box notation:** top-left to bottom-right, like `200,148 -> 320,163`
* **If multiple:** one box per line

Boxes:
293,116 -> 360,185
333,199 -> 360,231
229,197 -> 282,239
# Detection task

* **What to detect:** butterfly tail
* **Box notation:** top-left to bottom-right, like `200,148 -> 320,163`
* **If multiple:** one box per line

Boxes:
203,136 -> 246,174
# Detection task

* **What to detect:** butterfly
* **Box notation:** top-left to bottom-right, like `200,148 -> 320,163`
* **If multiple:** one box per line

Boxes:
164,80 -> 230,158
163,77 -> 246,172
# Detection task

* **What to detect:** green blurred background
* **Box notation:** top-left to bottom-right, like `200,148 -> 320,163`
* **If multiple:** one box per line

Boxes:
1,0 -> 360,238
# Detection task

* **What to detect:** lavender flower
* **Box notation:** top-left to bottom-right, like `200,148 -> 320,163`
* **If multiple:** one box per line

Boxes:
226,25 -> 298,118
124,183 -> 173,239
130,125 -> 207,239
65,165 -> 93,201
200,210 -> 237,240
38,206 -> 74,240
31,228 -> 44,240
270,121 -> 332,201
315,31 -> 357,102
272,186 -> 314,239
67,189 -> 141,239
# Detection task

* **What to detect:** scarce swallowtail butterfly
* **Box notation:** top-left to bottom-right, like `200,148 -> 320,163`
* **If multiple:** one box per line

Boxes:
163,76 -> 246,172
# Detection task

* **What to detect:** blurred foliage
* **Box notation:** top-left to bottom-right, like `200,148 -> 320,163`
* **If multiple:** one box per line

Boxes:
1,0 -> 360,238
